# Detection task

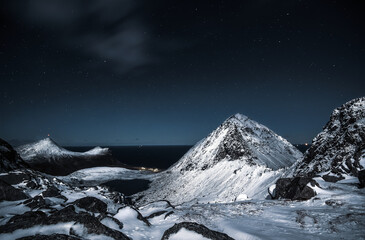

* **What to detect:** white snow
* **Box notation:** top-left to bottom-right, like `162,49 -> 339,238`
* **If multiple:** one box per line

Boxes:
59,166 -> 154,186
168,228 -> 210,240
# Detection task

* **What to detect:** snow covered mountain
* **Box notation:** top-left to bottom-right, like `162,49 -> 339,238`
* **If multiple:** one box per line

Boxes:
16,138 -> 109,162
16,138 -> 125,176
294,97 -> 365,178
135,114 -> 303,205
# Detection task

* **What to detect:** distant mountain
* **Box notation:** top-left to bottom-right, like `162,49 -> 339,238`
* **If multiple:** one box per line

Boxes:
294,97 -> 365,178
0,138 -> 28,172
16,138 -> 128,176
135,113 -> 303,205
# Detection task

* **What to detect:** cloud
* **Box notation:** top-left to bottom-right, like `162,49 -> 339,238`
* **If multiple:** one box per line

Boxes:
12,0 -> 156,73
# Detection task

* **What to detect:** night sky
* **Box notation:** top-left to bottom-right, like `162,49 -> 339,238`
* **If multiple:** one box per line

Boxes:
1,0 -> 364,146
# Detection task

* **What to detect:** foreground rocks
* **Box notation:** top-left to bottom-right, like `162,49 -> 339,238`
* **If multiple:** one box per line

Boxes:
161,222 -> 234,240
0,180 -> 28,201
269,177 -> 318,200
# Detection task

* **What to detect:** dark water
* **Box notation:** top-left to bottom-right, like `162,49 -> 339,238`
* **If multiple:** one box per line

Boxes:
66,145 -> 192,169
66,144 -> 309,170
101,179 -> 151,196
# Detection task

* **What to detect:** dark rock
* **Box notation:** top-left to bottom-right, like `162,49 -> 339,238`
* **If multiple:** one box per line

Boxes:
1,205 -> 130,240
0,180 -> 28,201
161,222 -> 234,240
0,172 -> 31,185
358,170 -> 365,188
164,211 -> 174,219
24,196 -> 48,209
70,213 -> 130,240
99,215 -> 124,230
146,210 -> 167,219
26,180 -> 38,189
17,234 -> 81,240
273,177 -> 318,200
322,174 -> 345,183
0,211 -> 46,233
73,196 -> 107,213
0,138 -> 28,172
42,186 -> 60,197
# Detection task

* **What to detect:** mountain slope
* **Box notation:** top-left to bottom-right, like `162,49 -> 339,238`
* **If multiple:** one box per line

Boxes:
135,114 -> 302,205
0,138 -> 28,172
16,138 -> 125,176
295,97 -> 365,177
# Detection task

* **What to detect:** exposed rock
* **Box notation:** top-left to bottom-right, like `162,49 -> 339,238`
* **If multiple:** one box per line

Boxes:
161,222 -> 234,240
295,97 -> 365,177
25,180 -> 38,189
359,170 -> 365,188
272,177 -> 318,200
0,180 -> 28,201
0,172 -> 30,185
1,205 -> 130,240
24,196 -> 48,209
73,196 -> 107,214
17,234 -> 81,240
0,138 -> 28,172
70,213 -> 130,240
322,174 -> 345,183
42,186 -> 61,197
0,211 -> 46,233
146,210 -> 168,219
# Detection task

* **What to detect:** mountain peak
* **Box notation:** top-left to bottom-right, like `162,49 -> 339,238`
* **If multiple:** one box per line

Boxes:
135,114 -> 303,204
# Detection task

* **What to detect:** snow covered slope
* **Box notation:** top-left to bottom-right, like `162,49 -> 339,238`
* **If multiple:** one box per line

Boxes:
135,114 -> 302,205
15,138 -> 124,176
295,97 -> 365,177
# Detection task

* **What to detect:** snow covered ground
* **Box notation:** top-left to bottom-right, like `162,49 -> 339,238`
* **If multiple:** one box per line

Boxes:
59,166 -> 155,186
2,172 -> 363,240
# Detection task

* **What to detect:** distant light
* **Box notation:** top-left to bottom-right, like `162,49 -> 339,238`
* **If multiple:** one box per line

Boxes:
48,134 -> 50,137
305,143 -> 308,146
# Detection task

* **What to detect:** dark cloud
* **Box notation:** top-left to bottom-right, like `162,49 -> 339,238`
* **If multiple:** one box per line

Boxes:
9,0 -> 166,73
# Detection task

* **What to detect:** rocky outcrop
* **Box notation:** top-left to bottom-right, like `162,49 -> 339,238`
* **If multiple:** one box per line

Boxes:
270,177 -> 318,200
161,222 -> 234,240
0,138 -> 28,172
73,196 -> 107,214
295,97 -> 365,178
0,179 -> 28,201
0,205 -> 130,240
358,170 -> 365,188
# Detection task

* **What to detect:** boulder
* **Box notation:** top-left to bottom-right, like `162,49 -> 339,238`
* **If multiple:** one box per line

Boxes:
322,174 -> 345,183
161,222 -> 234,240
73,196 -> 107,213
24,196 -> 48,209
0,180 -> 28,201
17,234 -> 81,240
272,177 -> 318,200
358,170 -> 365,188
42,186 -> 61,197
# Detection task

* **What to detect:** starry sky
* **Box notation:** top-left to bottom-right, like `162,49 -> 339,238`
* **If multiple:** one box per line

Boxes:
1,0 -> 364,146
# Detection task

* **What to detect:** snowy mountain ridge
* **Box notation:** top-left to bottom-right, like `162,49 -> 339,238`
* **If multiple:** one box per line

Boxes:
16,138 -> 109,162
135,113 -> 303,205
294,97 -> 365,177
